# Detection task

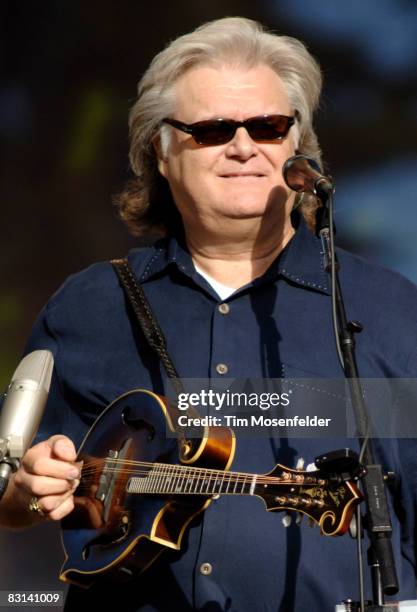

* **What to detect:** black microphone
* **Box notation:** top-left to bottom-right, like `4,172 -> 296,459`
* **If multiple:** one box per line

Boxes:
283,154 -> 334,200
0,350 -> 54,500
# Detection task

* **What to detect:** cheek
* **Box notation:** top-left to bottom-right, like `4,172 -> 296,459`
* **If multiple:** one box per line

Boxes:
168,152 -> 215,189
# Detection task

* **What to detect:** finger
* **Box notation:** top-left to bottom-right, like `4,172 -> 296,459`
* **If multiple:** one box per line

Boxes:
23,436 -> 78,473
22,455 -> 81,480
48,436 -> 77,462
48,495 -> 75,521
39,480 -> 80,515
16,473 -> 75,497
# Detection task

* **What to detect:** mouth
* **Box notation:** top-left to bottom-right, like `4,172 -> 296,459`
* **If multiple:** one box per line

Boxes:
220,173 -> 266,178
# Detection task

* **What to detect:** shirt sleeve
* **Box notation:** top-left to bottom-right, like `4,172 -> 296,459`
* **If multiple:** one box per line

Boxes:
22,300 -> 92,449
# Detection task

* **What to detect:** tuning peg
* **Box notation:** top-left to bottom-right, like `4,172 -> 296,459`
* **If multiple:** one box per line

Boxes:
295,513 -> 303,525
282,513 -> 292,528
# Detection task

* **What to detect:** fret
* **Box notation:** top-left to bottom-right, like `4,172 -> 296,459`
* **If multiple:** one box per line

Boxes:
141,471 -> 148,493
187,467 -> 195,494
249,475 -> 257,496
198,468 -> 208,493
181,466 -> 188,493
161,466 -> 170,493
241,474 -> 247,494
206,469 -> 212,494
147,467 -> 156,494
195,468 -> 205,493
219,470 -> 226,494
150,466 -> 158,493
212,472 -> 219,494
165,463 -> 174,493
188,468 -> 195,494
170,463 -> 178,493
140,470 -> 148,494
160,465 -> 169,493
175,467 -> 184,493
182,466 -> 188,493
225,472 -> 232,494
178,466 -> 186,493
233,473 -> 239,494
185,467 -> 194,493
161,465 -> 171,494
173,466 -> 182,493
187,467 -> 196,493
154,465 -> 163,493
153,466 -> 161,493
155,465 -> 164,493
200,469 -> 208,493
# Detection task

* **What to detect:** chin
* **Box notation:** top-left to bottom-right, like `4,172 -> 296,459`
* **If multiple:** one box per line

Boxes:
219,203 -> 271,219
225,195 -> 283,216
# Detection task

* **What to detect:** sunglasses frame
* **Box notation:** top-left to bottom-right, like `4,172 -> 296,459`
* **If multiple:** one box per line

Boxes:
162,114 -> 297,145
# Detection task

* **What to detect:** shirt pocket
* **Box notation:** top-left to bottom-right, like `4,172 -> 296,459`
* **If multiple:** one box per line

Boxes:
278,362 -> 348,439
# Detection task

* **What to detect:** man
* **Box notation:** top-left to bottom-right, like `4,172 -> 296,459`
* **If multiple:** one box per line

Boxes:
1,16 -> 417,611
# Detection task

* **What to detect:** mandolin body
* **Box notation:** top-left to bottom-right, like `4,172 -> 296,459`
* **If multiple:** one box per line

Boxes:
60,389 -> 234,588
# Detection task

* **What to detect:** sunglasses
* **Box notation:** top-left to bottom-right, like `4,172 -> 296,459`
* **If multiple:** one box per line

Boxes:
162,114 -> 296,146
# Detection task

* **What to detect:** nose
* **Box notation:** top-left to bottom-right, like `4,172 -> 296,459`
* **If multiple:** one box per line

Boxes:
225,126 -> 258,160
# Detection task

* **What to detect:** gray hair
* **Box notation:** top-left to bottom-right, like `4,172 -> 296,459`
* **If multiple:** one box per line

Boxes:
115,17 -> 323,237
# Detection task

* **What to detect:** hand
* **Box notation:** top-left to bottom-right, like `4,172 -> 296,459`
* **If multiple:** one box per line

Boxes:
13,434 -> 82,521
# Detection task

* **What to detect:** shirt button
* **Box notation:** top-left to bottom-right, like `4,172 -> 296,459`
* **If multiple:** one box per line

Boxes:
218,303 -> 230,314
200,562 -> 213,575
216,363 -> 228,375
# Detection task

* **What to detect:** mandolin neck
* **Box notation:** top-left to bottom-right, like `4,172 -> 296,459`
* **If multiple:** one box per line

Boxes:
124,462 -> 319,497
126,463 -> 261,496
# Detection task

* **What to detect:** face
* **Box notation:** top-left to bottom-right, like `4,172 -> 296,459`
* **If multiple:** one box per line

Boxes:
157,64 -> 297,232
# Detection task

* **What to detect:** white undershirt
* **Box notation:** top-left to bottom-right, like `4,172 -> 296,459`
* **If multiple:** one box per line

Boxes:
194,263 -> 236,300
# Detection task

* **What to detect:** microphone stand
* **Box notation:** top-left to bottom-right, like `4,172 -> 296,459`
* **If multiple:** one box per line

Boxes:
315,192 -> 399,612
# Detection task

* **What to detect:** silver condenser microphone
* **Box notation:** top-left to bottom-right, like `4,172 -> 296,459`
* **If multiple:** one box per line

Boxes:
0,350 -> 54,500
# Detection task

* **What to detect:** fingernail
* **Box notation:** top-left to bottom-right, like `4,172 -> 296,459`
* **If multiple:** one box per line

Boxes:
68,468 -> 79,479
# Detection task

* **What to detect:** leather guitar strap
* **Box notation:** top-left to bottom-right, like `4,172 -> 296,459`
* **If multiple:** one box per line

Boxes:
111,257 -> 201,456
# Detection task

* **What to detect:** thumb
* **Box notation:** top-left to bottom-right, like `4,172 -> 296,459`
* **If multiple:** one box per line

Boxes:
48,435 -> 77,461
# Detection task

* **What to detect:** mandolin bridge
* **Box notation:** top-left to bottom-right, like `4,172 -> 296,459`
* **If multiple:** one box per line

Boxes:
95,439 -> 133,523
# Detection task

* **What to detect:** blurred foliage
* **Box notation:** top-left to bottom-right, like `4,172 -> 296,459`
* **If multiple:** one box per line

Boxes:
65,85 -> 114,173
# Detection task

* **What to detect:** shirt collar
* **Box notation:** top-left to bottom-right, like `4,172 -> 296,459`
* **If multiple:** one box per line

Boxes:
131,216 -> 330,296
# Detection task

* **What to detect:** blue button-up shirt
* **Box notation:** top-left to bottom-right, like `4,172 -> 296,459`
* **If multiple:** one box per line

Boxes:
24,218 -> 417,611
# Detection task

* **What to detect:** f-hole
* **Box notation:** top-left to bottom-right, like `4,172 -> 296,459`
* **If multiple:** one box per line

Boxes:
122,406 -> 155,440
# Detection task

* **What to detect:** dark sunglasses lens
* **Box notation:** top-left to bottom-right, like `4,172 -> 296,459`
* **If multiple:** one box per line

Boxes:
247,116 -> 292,141
190,116 -> 293,144
193,121 -> 235,145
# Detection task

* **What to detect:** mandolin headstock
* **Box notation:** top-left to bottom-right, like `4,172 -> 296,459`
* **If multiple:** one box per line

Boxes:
256,464 -> 362,536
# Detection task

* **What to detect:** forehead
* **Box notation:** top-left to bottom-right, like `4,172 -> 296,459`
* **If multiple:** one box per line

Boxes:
173,64 -> 291,121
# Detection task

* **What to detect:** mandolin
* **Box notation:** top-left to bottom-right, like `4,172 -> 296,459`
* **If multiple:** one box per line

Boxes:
60,389 -> 362,588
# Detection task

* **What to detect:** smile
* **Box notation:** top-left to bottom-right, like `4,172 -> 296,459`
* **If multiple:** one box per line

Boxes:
220,173 -> 266,178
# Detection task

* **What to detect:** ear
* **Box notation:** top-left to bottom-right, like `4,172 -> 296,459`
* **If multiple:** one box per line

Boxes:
152,135 -> 168,179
